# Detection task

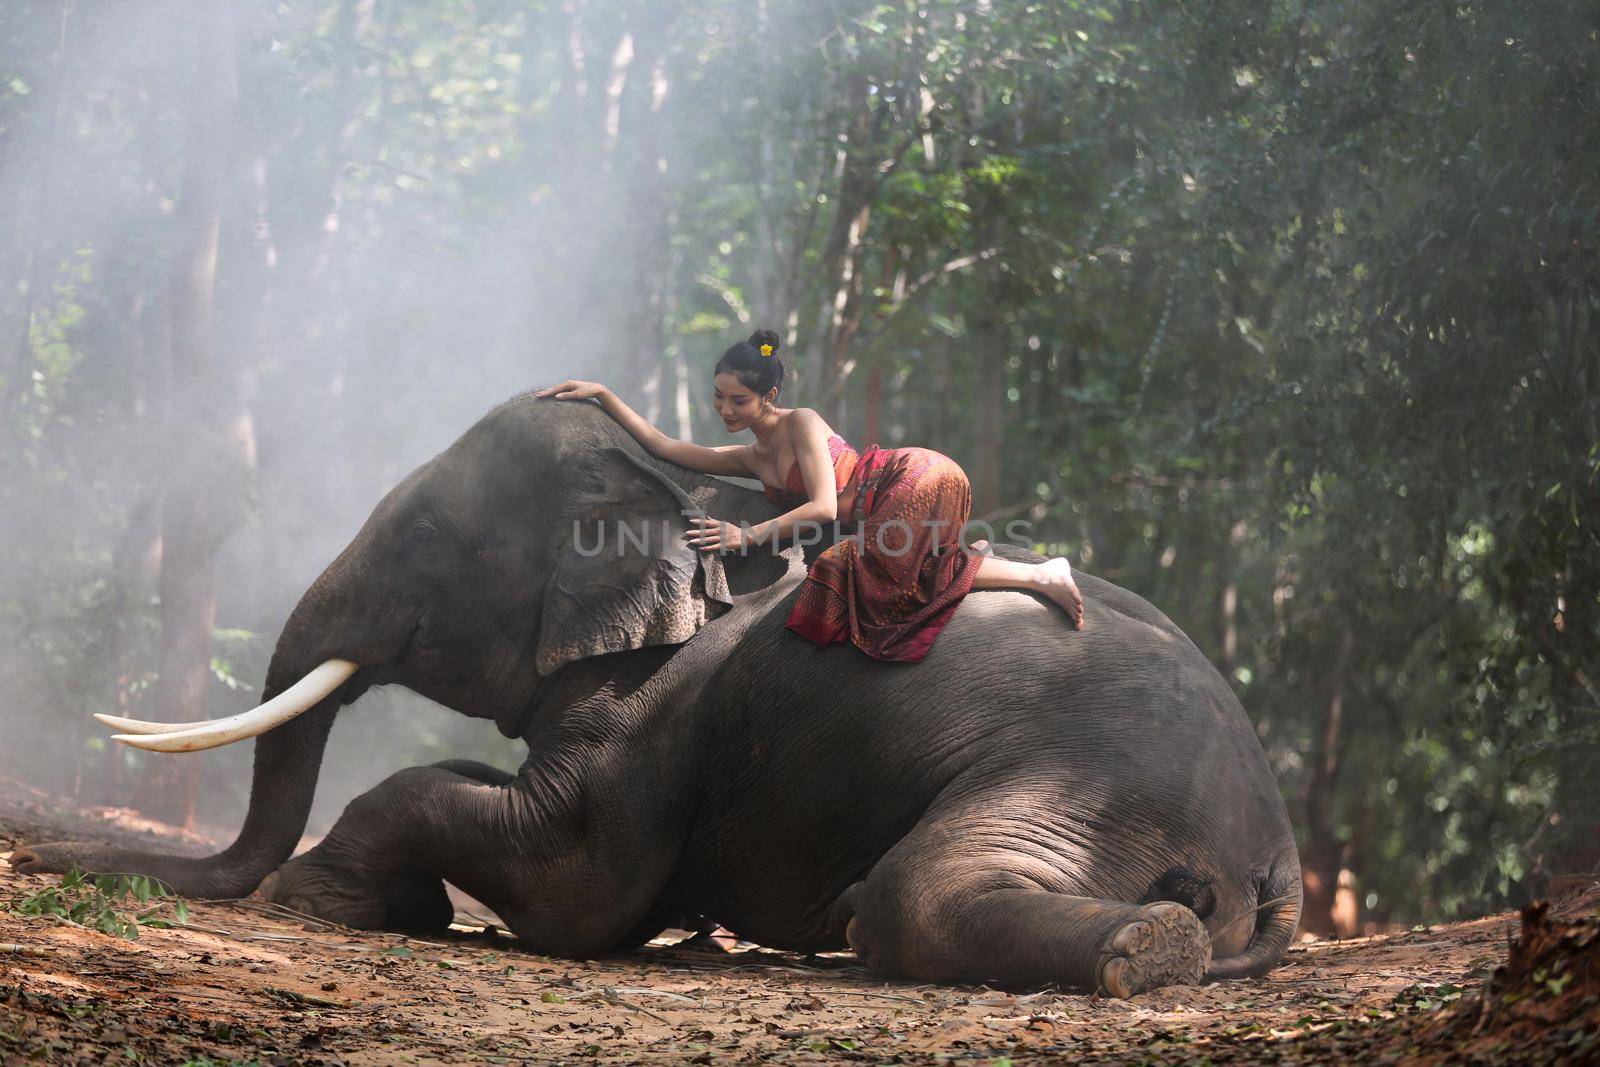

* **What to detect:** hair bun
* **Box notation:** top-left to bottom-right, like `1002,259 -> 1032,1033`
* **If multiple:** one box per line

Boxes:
749,329 -> 780,357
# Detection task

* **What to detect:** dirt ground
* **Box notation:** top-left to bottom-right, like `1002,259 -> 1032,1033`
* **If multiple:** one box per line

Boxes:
1,777 -> 1596,1065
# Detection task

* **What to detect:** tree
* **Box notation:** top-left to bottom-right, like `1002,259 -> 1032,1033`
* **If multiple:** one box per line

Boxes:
133,0 -> 242,829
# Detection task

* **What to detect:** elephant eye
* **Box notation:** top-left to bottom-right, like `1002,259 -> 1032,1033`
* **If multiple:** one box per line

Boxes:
403,518 -> 452,576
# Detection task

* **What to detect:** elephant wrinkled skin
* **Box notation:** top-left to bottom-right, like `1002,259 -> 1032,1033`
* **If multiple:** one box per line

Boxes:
16,394 -> 1302,998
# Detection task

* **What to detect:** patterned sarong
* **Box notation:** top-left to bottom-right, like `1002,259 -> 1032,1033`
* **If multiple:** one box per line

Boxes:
785,444 -> 983,663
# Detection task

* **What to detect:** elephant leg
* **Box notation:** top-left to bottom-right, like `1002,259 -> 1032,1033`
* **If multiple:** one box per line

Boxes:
259,760 -> 511,932
260,760 -> 673,956
261,838 -> 452,933
842,816 -> 1211,998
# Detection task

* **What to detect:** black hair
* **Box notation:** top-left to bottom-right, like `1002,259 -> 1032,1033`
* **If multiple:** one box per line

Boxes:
714,329 -> 785,400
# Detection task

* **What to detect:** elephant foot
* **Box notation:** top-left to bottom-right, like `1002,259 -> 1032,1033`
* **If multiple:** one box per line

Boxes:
259,852 -> 452,933
845,914 -> 876,968
1093,901 -> 1210,998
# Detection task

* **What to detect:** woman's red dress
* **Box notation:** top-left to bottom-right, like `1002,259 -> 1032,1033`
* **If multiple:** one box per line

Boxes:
763,434 -> 983,663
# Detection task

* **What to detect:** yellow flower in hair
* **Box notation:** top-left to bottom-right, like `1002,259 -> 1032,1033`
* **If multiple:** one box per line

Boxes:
759,343 -> 774,357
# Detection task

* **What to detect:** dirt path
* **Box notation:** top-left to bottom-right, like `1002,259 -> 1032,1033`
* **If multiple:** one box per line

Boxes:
1,788 -> 1595,1064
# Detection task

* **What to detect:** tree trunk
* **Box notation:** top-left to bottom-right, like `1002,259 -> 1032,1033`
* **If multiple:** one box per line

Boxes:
863,362 -> 883,446
934,331 -> 954,449
98,489 -> 162,805
133,0 -> 239,831
1547,284 -> 1600,879
1221,518 -> 1246,674
749,0 -> 783,328
811,74 -> 877,426
1299,622 -> 1356,937
970,260 -> 1005,519
212,2 -> 272,611
614,5 -> 676,423
308,0 -> 373,282
3,0 -> 72,422
1546,558 -> 1600,879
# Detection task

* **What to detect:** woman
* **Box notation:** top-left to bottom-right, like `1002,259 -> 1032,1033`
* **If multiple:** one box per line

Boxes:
534,329 -> 1083,663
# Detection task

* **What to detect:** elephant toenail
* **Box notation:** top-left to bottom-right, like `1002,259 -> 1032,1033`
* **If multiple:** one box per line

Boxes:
1110,920 -> 1151,956
1100,956 -> 1133,998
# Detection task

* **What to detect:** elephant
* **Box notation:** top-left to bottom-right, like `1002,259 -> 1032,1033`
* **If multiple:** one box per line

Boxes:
15,393 -> 1302,998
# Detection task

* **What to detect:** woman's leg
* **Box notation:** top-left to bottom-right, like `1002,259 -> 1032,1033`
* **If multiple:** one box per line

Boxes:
965,540 -> 1084,628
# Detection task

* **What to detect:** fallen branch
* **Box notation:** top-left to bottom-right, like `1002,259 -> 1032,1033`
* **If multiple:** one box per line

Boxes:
563,985 -> 670,1023
264,986 -> 350,1010
795,989 -> 924,1005
712,960 -> 869,977
0,943 -> 50,958
222,898 -> 357,933
603,986 -> 701,1005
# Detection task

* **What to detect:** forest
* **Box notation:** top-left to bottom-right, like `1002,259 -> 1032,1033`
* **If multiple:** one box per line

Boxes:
1,0 -> 1596,960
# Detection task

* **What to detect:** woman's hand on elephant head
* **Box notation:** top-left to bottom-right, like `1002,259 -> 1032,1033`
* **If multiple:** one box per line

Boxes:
685,515 -> 746,553
535,379 -> 610,401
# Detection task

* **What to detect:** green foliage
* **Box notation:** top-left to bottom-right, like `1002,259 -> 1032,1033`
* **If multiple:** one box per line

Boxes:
8,864 -> 190,940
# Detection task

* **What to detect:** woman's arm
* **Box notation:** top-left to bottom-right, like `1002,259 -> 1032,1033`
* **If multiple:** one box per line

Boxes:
534,379 -> 752,478
686,410 -> 839,550
688,497 -> 837,552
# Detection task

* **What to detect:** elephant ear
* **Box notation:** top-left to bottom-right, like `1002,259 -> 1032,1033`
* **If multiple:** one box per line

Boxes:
535,446 -> 734,677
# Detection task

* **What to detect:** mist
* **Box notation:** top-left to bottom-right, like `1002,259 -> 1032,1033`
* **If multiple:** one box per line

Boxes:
0,0 -> 755,836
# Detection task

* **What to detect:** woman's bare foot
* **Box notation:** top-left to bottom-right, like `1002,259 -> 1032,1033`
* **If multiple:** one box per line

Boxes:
969,545 -> 1085,629
1036,557 -> 1084,628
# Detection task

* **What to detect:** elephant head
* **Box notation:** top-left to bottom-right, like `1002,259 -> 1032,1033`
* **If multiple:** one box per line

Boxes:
13,396 -> 745,897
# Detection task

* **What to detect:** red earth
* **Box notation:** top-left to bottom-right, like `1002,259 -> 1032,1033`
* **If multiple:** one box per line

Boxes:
2,775 -> 1596,1064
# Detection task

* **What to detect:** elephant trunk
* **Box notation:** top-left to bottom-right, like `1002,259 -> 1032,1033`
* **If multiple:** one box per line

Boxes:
10,646 -> 343,898
1205,845 -> 1303,982
168,548 -> 388,896
190,655 -> 343,897
15,534 -> 405,899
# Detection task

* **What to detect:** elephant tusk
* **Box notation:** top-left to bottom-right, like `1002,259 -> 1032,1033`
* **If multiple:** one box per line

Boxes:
93,713 -> 214,735
108,659 -> 360,754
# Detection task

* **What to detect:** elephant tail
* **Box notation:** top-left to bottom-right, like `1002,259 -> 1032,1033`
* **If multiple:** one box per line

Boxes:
1205,844 -> 1302,981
